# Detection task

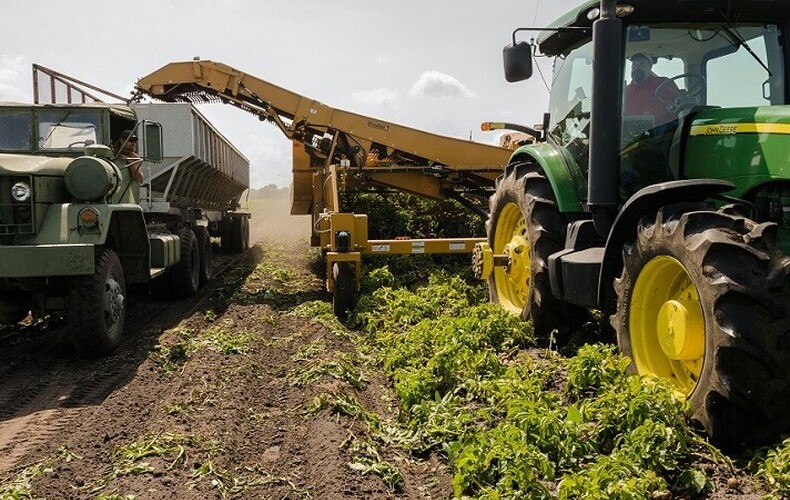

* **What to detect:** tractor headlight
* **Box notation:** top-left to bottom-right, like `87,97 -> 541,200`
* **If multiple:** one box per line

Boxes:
11,181 -> 32,202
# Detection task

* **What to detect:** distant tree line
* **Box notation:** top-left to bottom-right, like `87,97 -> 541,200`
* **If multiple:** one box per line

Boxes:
247,184 -> 290,199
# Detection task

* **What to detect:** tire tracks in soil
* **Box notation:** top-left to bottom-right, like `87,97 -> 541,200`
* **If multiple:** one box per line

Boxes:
0,250 -> 243,476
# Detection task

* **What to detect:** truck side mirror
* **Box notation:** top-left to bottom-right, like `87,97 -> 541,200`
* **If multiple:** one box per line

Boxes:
503,41 -> 533,82
142,121 -> 163,163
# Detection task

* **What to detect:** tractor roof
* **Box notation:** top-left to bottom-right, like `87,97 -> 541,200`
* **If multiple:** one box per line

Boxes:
538,0 -> 790,55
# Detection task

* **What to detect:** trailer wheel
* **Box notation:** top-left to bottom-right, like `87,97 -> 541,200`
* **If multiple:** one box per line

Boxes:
332,262 -> 355,318
70,248 -> 126,357
193,226 -> 212,286
221,217 -> 234,253
614,207 -> 790,448
242,216 -> 250,250
169,228 -> 201,298
486,161 -> 586,337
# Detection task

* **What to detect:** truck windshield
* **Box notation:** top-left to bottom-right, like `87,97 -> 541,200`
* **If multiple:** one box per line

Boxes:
0,110 -> 33,151
38,110 -> 101,152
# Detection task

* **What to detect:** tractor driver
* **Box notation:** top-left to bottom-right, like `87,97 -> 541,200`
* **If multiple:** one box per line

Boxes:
624,53 -> 680,126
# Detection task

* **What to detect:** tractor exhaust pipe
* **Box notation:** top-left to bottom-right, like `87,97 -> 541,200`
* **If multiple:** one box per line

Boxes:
587,0 -> 623,237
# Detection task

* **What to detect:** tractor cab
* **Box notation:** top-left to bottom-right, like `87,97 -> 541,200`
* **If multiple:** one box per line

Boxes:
540,16 -> 785,202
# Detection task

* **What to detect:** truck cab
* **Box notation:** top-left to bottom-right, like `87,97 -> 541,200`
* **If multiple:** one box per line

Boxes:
0,102 -> 164,356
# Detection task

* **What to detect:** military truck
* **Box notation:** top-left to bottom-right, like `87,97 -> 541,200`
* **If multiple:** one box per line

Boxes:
0,101 -> 250,356
475,0 -> 790,447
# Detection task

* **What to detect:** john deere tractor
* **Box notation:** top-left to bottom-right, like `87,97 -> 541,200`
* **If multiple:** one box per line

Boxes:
474,0 -> 790,447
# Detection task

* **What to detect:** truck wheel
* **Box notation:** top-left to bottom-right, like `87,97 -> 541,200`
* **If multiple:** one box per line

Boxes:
169,228 -> 200,298
193,226 -> 212,286
221,217 -> 234,254
70,248 -> 126,357
486,161 -> 586,337
0,293 -> 30,324
332,262 -> 355,318
242,216 -> 250,250
614,207 -> 790,448
230,216 -> 245,252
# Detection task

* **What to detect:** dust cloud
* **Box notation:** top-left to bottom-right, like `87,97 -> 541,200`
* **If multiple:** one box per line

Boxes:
244,197 -> 312,246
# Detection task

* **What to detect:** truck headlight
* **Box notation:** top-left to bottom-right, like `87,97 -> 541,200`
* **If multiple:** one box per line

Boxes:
11,181 -> 32,202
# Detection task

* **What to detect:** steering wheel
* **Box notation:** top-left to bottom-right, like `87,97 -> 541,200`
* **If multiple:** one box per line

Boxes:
67,140 -> 92,149
655,74 -> 707,116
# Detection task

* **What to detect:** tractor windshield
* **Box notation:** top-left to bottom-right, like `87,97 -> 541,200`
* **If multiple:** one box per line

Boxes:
619,23 -> 784,196
622,23 -> 784,143
546,39 -> 594,177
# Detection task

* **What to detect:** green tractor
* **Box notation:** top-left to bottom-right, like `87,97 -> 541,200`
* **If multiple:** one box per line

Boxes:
475,0 -> 790,447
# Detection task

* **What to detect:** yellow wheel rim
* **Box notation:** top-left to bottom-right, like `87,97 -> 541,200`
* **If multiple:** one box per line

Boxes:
492,202 -> 530,315
629,255 -> 704,396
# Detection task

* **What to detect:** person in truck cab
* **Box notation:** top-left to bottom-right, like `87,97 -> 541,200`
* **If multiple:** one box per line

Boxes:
625,52 -> 680,126
113,130 -> 143,183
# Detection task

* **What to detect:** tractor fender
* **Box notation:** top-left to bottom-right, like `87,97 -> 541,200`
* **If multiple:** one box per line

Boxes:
509,143 -> 584,213
597,179 -> 735,313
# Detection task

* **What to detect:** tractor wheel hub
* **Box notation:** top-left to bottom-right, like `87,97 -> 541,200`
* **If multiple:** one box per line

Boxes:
656,299 -> 703,360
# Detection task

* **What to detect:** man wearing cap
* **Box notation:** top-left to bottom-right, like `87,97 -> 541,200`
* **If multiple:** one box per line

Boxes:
625,53 -> 680,125
113,130 -> 143,184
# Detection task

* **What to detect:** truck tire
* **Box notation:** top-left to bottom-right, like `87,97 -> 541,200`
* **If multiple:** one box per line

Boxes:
0,293 -> 30,324
230,216 -> 245,252
613,207 -> 790,448
242,216 -> 250,250
169,228 -> 200,298
486,161 -> 586,338
221,217 -> 234,254
332,262 -> 355,318
69,248 -> 126,357
193,226 -> 212,286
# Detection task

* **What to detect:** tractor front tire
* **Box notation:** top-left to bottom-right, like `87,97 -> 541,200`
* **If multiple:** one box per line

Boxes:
69,248 -> 126,357
486,161 -> 586,338
614,207 -> 790,448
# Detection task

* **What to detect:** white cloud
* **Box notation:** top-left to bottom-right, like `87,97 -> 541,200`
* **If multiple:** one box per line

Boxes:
409,71 -> 474,99
353,88 -> 398,107
0,55 -> 28,102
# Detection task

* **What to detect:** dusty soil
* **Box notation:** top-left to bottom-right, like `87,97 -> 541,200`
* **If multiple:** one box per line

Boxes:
0,198 -> 451,499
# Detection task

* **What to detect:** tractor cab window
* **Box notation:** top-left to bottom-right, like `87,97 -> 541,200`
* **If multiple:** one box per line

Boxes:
619,23 -> 784,198
38,109 -> 101,152
547,38 -> 594,176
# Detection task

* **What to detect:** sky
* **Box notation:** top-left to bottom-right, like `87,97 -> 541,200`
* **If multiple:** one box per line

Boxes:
1,0 -> 581,188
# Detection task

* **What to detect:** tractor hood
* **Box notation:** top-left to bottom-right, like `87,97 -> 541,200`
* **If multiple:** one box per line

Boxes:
0,153 -> 72,176
683,106 -> 790,195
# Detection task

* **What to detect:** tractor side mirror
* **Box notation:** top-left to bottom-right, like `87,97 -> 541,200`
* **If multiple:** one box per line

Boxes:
503,41 -> 533,82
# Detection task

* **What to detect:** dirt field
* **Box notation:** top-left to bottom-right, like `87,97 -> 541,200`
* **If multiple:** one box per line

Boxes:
0,198 -> 451,499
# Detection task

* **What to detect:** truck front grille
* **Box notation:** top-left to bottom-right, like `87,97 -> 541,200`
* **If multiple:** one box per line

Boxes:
0,176 -> 35,235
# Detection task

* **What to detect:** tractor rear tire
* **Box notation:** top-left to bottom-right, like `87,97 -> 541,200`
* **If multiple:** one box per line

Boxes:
69,248 -> 126,357
193,226 -> 212,286
169,228 -> 200,298
486,161 -> 587,338
332,262 -> 355,318
613,207 -> 790,448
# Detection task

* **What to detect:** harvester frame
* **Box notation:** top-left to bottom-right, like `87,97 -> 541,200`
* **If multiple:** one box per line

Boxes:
134,59 -> 514,314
